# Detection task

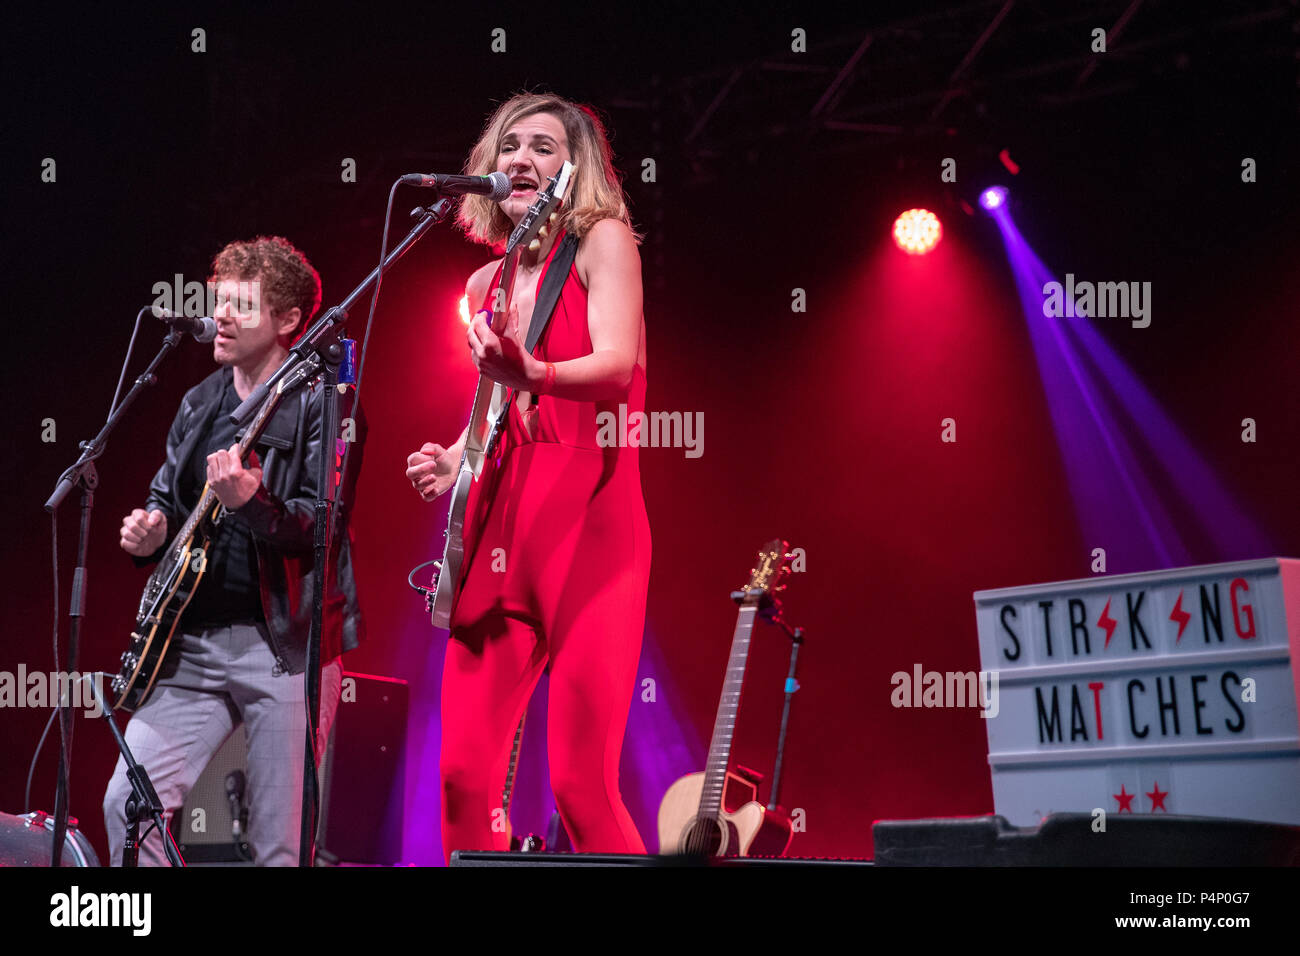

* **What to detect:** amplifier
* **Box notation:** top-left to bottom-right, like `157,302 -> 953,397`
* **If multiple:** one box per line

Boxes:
172,671 -> 408,864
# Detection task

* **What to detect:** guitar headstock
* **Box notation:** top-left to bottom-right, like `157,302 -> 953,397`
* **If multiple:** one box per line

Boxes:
505,160 -> 575,256
736,538 -> 792,611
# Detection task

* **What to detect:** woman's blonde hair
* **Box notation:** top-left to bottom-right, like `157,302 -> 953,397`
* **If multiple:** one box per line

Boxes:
457,92 -> 642,248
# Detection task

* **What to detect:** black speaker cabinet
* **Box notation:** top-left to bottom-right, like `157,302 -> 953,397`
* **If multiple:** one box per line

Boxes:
872,813 -> 1300,866
172,671 -> 408,865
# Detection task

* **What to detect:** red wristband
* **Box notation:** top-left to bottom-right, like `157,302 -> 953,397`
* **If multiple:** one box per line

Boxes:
539,361 -> 556,395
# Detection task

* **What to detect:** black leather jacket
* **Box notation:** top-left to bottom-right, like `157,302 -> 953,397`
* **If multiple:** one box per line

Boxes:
135,364 -> 365,672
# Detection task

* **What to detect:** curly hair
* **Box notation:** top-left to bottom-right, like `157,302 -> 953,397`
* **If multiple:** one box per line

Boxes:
209,236 -> 322,340
457,92 -> 642,248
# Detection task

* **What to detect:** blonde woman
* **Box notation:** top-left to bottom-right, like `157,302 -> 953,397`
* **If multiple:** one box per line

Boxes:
406,93 -> 650,861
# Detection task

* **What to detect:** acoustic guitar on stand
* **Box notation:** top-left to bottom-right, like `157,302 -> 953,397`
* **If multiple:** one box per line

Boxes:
657,539 -> 795,857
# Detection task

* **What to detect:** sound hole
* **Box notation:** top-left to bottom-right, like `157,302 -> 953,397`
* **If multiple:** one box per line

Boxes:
681,815 -> 725,856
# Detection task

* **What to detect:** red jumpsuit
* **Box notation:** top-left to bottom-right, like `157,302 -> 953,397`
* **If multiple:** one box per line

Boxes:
440,228 -> 650,861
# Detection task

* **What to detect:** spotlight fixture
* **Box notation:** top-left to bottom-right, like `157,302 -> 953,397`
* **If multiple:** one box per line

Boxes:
893,208 -> 942,255
979,186 -> 1008,211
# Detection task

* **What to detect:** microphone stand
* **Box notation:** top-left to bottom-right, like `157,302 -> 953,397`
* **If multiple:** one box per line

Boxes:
227,197 -> 453,866
43,325 -> 187,866
764,620 -> 804,815
82,674 -> 185,866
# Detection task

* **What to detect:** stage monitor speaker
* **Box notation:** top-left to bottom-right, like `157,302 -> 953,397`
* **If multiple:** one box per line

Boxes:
317,672 -> 407,865
872,813 -> 1300,866
450,850 -> 870,867
172,671 -> 408,865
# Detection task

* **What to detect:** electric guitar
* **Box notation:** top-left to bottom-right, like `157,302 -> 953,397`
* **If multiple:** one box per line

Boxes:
428,160 -> 575,629
110,355 -> 321,711
656,539 -> 795,856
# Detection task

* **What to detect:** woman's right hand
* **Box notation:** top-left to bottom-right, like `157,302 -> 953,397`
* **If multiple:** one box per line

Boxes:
406,441 -> 459,501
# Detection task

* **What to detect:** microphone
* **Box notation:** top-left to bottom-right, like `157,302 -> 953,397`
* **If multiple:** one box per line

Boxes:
225,770 -> 246,839
151,306 -> 218,343
400,170 -> 512,201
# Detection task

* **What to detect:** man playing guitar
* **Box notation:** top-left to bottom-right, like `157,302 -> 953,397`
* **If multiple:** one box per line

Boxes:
103,236 -> 364,866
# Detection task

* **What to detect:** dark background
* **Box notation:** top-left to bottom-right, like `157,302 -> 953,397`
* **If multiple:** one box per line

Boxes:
3,0 -> 1297,864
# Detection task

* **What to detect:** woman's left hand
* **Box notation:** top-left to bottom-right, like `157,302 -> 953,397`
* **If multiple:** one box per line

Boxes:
468,303 -> 540,391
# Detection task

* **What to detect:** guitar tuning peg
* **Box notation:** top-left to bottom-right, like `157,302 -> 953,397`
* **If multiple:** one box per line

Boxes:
538,225 -> 549,239
528,238 -> 541,252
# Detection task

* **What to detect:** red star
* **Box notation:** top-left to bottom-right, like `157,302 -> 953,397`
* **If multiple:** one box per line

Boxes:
1146,781 -> 1169,812
1113,785 -> 1136,812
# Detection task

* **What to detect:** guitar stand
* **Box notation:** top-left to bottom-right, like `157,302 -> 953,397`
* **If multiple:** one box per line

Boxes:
765,617 -> 804,815
729,586 -> 805,817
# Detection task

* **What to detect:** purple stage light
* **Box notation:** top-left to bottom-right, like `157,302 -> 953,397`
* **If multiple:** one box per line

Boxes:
979,186 -> 1008,211
985,203 -> 1271,572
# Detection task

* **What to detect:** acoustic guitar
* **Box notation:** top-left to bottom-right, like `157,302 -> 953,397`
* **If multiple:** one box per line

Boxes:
657,539 -> 795,856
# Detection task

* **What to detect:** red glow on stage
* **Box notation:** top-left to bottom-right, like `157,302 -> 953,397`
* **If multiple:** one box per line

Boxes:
892,209 -> 942,255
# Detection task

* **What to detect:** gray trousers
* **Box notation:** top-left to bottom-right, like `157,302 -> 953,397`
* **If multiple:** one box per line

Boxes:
102,622 -> 343,866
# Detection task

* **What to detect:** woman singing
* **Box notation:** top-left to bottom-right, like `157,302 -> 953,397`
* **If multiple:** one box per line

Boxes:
406,93 -> 650,861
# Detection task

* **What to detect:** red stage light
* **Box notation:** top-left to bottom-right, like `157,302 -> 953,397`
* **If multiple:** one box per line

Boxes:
459,295 -> 471,325
893,208 -> 942,255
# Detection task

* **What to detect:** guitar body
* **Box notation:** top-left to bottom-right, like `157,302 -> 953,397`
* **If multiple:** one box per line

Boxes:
113,523 -> 214,712
657,771 -> 792,857
656,540 -> 797,859
429,465 -> 474,629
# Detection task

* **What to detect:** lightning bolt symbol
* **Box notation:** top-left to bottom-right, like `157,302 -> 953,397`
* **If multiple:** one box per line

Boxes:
1170,590 -> 1190,641
1098,598 -> 1118,649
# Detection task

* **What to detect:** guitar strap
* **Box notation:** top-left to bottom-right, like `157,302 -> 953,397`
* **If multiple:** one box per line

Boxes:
481,232 -> 578,457
524,231 -> 579,353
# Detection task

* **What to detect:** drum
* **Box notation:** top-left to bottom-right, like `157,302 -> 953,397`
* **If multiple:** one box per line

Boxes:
0,811 -> 100,867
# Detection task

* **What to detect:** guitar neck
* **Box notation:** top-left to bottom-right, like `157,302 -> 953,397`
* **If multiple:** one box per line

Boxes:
461,249 -> 523,470
698,604 -> 759,817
